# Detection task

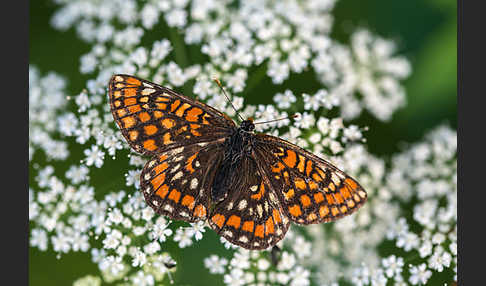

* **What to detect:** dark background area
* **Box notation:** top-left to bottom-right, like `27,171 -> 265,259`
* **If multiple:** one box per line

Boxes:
29,0 -> 456,285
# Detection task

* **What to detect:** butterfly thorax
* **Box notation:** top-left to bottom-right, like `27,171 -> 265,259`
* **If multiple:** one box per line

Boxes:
211,120 -> 256,202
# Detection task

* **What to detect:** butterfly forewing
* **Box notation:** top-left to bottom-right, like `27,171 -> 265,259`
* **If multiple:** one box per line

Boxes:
141,140 -> 226,222
208,155 -> 290,250
109,74 -> 234,155
254,134 -> 367,225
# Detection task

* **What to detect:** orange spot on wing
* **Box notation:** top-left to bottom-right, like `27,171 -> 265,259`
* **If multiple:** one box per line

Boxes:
194,205 -> 207,217
317,168 -> 326,180
265,218 -> 275,235
159,154 -> 168,161
139,112 -> 151,122
226,215 -> 241,229
242,221 -> 254,232
289,205 -> 302,217
186,108 -> 203,122
128,105 -> 141,113
340,206 -> 348,213
284,188 -> 295,200
175,103 -> 191,117
319,206 -> 329,218
212,214 -> 225,228
305,160 -> 313,176
340,187 -> 352,199
297,155 -> 305,172
255,224 -> 264,238
151,173 -> 166,189
122,116 -> 135,128
124,97 -> 137,106
314,192 -> 324,203
124,88 -> 137,97
272,209 -> 282,223
154,111 -> 163,118
181,195 -> 195,209
170,100 -> 180,112
156,103 -> 167,110
153,162 -> 168,175
272,162 -> 285,173
144,125 -> 158,135
186,153 -> 198,173
129,130 -> 138,141
308,180 -> 318,190
143,139 -> 157,151
156,97 -> 170,102
312,173 -> 322,182
163,133 -> 173,144
117,109 -> 127,117
283,150 -> 297,168
326,194 -> 335,205
155,184 -> 169,198
331,207 -> 339,216
161,118 -> 175,129
345,178 -> 358,190
334,193 -> 344,204
300,195 -> 311,208
294,178 -> 307,190
168,189 -> 181,203
190,129 -> 202,136
251,182 -> 265,200
126,77 -> 141,85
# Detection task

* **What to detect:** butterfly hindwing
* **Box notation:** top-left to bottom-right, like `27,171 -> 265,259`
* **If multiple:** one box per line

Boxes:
254,134 -> 367,225
208,155 -> 290,250
108,74 -> 234,155
140,140 -> 226,222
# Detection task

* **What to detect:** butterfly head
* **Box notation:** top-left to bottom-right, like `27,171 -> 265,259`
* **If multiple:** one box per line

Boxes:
240,118 -> 255,132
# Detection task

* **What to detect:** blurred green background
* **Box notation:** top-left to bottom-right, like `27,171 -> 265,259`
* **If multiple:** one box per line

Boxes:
29,0 -> 456,285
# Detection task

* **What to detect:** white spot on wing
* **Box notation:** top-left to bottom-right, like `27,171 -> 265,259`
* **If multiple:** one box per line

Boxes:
238,200 -> 247,210
172,171 -> 183,181
190,178 -> 198,190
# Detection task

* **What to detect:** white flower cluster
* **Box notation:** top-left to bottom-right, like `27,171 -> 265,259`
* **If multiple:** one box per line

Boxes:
205,230 -> 312,286
27,0 -> 454,285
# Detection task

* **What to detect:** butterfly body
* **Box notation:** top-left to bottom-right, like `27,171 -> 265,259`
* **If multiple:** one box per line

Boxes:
109,74 -> 367,250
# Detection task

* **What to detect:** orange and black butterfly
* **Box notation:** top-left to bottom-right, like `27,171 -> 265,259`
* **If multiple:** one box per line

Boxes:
108,74 -> 367,250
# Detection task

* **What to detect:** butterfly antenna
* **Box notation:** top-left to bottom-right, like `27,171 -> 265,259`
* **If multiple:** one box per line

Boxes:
213,78 -> 244,122
253,114 -> 299,125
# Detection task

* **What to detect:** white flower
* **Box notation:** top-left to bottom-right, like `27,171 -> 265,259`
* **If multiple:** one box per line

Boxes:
381,255 -> 404,278
188,221 -> 206,241
289,266 -> 310,286
84,145 -> 105,168
131,271 -> 154,286
30,228 -> 48,251
204,255 -> 228,274
428,249 -> 451,272
274,90 -> 297,109
173,228 -> 193,248
131,249 -> 147,267
151,218 -> 173,242
65,165 -> 89,184
408,264 -> 432,285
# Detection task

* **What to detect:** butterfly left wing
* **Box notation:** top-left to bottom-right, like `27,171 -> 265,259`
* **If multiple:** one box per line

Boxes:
109,74 -> 235,156
253,134 -> 367,225
208,155 -> 290,250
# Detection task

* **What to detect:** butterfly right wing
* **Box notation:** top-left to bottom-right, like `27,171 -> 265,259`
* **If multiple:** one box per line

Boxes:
140,139 -> 225,222
109,74 -> 235,156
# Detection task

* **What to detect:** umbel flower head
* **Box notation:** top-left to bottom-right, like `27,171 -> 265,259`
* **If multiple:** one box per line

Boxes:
29,0 -> 455,286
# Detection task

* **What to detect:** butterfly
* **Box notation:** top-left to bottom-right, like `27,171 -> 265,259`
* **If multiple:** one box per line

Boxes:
108,74 -> 367,250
